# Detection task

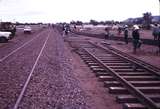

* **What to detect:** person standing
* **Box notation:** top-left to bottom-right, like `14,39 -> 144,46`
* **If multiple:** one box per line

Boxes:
152,24 -> 159,40
132,25 -> 140,54
118,26 -> 122,35
158,27 -> 160,53
74,25 -> 76,30
104,27 -> 110,39
124,25 -> 129,44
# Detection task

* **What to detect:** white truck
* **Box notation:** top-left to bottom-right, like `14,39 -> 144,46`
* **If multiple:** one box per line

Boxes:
0,22 -> 16,42
0,31 -> 12,42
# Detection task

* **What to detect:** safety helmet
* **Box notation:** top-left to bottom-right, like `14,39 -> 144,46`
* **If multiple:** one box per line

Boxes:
133,25 -> 139,30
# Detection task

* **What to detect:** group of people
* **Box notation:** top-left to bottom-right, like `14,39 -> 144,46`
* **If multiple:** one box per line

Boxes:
105,24 -> 160,54
63,24 -> 71,35
123,25 -> 142,54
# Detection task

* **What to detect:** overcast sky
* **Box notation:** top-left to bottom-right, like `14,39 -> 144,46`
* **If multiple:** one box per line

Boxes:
0,0 -> 159,23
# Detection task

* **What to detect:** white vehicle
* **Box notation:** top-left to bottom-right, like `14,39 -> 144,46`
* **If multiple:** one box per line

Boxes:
24,26 -> 32,34
0,31 -> 12,42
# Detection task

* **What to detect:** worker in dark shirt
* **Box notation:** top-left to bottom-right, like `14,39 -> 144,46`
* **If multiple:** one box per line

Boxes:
132,25 -> 141,54
158,28 -> 160,53
124,25 -> 129,44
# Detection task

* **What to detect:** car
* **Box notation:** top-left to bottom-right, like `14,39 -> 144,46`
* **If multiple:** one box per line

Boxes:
24,26 -> 32,34
0,22 -> 16,38
0,31 -> 12,42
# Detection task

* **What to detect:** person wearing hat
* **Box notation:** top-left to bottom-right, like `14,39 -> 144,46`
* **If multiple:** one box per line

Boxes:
132,25 -> 141,54
124,25 -> 129,44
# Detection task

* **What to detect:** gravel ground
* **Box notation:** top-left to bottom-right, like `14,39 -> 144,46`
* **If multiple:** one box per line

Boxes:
18,28 -> 90,109
0,28 -> 49,109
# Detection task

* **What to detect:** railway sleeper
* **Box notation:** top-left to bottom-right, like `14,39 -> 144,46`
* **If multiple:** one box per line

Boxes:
102,60 -> 126,63
123,103 -> 147,109
108,87 -> 130,94
114,69 -> 145,72
109,86 -> 160,94
95,54 -> 114,57
122,76 -> 158,81
90,65 -> 102,69
115,72 -> 152,76
105,63 -> 132,66
98,57 -> 120,59
87,62 -> 99,66
95,72 -> 111,77
99,75 -> 158,81
117,95 -> 160,103
130,81 -> 160,87
92,68 -> 107,72
104,81 -> 122,87
80,56 -> 92,60
99,76 -> 115,81
100,59 -> 123,61
84,60 -> 96,64
104,81 -> 160,88
109,66 -> 134,69
116,95 -> 140,103
97,54 -> 114,57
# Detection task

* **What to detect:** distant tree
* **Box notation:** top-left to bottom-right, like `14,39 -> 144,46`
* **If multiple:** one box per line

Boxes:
76,21 -> 83,25
143,12 -> 152,29
70,21 -> 76,25
99,21 -> 105,25
70,21 -> 83,25
90,19 -> 99,25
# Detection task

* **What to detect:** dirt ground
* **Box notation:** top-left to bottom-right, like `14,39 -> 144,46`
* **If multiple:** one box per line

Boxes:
77,26 -> 154,40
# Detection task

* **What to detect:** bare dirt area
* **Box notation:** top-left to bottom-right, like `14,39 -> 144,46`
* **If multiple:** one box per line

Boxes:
64,35 -> 123,109
77,26 -> 154,40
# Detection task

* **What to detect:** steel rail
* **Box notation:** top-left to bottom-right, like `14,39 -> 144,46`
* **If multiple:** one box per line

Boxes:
89,41 -> 160,77
13,30 -> 51,109
82,47 -> 159,109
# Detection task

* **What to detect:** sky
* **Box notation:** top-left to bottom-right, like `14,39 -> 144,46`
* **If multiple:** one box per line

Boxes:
0,0 -> 159,23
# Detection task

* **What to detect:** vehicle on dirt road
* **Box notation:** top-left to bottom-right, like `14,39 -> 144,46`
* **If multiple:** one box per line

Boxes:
0,22 -> 16,38
0,31 -> 12,43
24,26 -> 32,34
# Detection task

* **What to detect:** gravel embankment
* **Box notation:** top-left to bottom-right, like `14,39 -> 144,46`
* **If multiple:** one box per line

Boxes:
18,28 -> 90,109
0,29 -> 49,109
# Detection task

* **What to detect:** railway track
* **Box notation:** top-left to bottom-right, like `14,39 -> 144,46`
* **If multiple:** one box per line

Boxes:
69,40 -> 160,109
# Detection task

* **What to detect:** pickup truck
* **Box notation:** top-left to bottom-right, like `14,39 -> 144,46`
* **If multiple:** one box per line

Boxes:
0,31 -> 12,42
